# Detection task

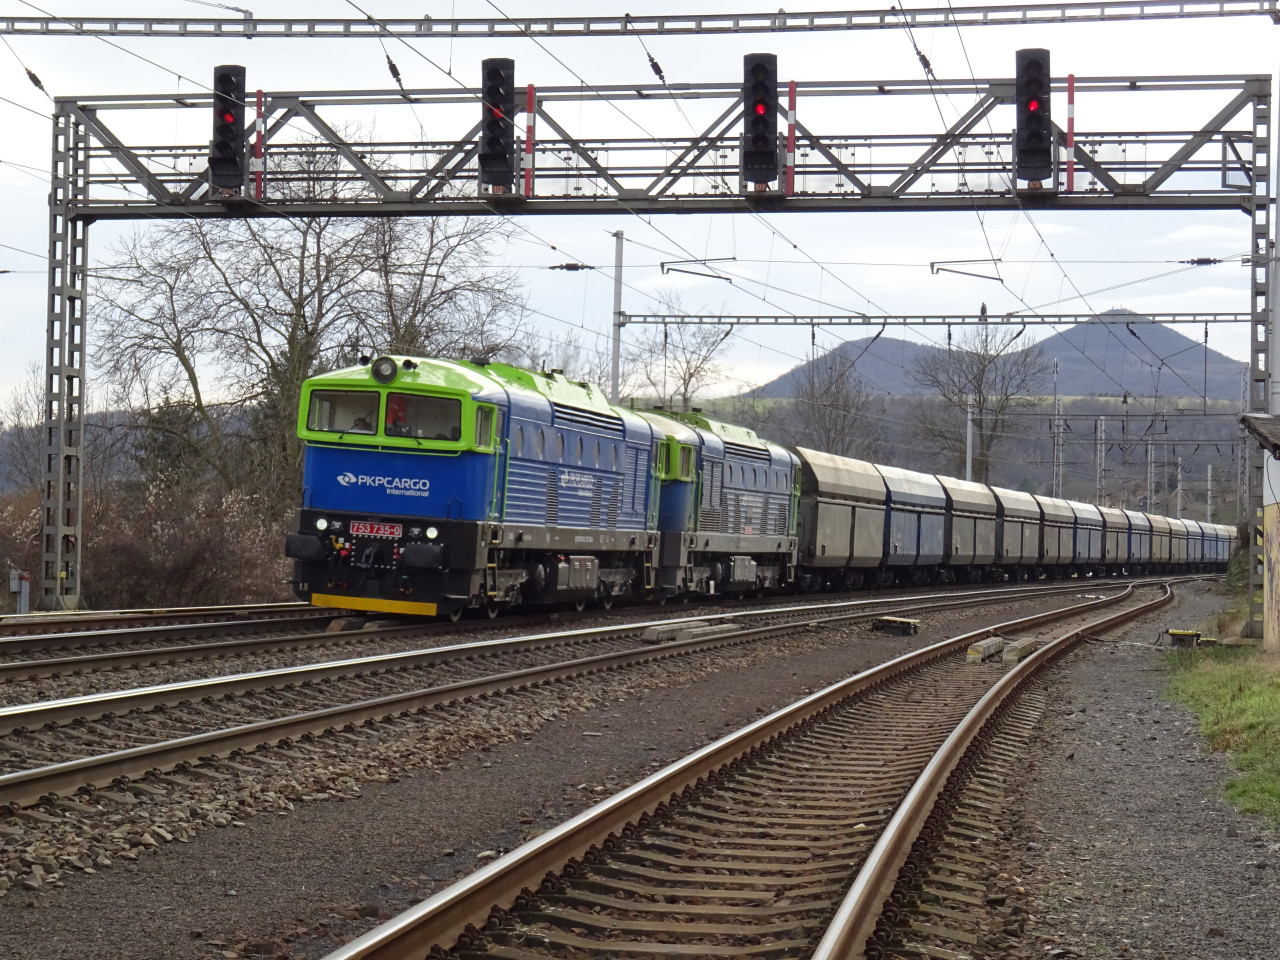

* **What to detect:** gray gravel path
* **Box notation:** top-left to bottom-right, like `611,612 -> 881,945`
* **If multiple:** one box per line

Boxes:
1008,582 -> 1279,960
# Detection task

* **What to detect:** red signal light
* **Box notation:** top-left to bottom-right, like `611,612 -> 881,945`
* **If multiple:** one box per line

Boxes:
1027,98 -> 1040,113
222,111 -> 236,123
753,100 -> 767,116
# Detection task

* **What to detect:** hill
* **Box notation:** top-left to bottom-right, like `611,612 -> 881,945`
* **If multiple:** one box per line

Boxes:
748,310 -> 1244,401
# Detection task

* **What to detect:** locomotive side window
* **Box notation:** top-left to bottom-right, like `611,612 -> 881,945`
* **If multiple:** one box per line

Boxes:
475,406 -> 494,447
576,436 -> 584,464
594,439 -> 601,467
679,447 -> 693,479
536,429 -> 546,459
386,393 -> 462,440
516,425 -> 524,456
611,444 -> 618,469
307,389 -> 379,434
557,432 -> 565,461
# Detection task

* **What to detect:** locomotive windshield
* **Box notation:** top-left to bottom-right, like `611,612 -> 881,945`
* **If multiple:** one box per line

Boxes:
307,390 -> 380,434
385,393 -> 463,441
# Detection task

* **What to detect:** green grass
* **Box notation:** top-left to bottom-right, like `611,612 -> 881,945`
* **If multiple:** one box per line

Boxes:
1169,648 -> 1280,825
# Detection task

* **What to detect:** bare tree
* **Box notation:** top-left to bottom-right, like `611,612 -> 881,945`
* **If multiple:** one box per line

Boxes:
787,347 -> 887,460
910,322 -> 1051,483
517,329 -> 629,397
0,363 -> 45,491
93,208 -> 526,510
626,291 -> 732,411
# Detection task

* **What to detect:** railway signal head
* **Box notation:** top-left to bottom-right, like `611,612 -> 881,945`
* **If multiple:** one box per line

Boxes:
478,57 -> 517,189
741,53 -> 779,185
1014,48 -> 1053,182
209,64 -> 247,190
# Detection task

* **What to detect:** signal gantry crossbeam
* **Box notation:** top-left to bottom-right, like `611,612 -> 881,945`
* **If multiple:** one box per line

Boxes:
59,75 -> 1270,217
36,72 -> 1274,610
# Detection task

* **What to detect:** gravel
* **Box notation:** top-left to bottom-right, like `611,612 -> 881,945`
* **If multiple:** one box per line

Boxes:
1,584 -> 1269,960
1005,581 -> 1279,960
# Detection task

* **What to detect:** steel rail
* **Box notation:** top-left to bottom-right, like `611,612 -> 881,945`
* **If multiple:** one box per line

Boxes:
0,601 -> 323,637
319,585 -> 1148,960
0,582 -> 1117,811
0,614 -> 337,658
812,580 -> 1177,959
0,582 -> 1116,733
0,579 -> 1111,680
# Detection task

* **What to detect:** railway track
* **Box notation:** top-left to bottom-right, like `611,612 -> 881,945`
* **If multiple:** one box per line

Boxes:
0,581 -> 1117,811
0,581 -> 1116,702
0,601 -> 329,638
318,580 -> 1177,960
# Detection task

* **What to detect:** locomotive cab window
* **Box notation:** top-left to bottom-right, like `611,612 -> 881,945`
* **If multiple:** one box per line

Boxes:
385,393 -> 462,441
678,446 -> 693,480
307,389 -> 379,434
474,406 -> 494,447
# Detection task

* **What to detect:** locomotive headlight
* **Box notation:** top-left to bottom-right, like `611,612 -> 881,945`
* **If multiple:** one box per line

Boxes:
371,356 -> 398,384
425,526 -> 439,540
315,517 -> 329,532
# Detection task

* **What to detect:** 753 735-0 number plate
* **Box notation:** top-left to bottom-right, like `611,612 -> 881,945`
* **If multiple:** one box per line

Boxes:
350,521 -> 402,537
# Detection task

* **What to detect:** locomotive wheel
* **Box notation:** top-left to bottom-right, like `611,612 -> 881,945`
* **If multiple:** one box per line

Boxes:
446,608 -> 463,623
485,601 -> 501,619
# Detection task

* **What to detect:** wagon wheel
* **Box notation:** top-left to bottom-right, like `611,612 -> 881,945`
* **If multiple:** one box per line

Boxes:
485,600 -> 501,619
598,589 -> 614,611
572,599 -> 586,613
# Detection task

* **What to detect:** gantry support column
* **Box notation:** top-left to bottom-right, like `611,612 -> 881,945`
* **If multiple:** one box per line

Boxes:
38,104 -> 89,610
1249,81 -> 1274,641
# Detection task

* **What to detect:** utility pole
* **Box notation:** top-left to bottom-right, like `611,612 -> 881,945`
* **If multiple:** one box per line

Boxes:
1152,437 -> 1162,506
1177,456 -> 1183,519
1052,359 -> 1062,498
1207,463 -> 1213,523
610,230 -> 624,404
1095,415 -> 1105,505
1239,368 -> 1249,523
966,399 -> 973,481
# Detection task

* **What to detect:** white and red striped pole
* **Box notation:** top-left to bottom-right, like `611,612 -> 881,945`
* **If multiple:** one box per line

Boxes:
523,84 -> 536,198
1065,74 -> 1075,193
253,89 -> 264,200
785,79 -> 797,196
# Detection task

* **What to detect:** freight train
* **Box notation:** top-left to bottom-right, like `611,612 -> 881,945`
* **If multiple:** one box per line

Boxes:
285,354 -> 1236,618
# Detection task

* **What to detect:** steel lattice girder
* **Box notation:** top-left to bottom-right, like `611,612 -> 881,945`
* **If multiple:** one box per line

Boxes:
59,74 -> 1270,219
623,313 -> 1253,325
1,1 -> 1279,38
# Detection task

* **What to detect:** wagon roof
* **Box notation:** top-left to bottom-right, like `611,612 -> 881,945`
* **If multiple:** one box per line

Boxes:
935,476 -> 996,514
874,464 -> 946,508
794,447 -> 886,504
1123,509 -> 1152,530
989,486 -> 1040,519
1033,495 -> 1076,523
1098,506 -> 1129,526
1066,500 -> 1103,525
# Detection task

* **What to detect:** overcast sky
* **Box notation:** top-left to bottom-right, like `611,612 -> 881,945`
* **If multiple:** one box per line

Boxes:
0,0 -> 1276,404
